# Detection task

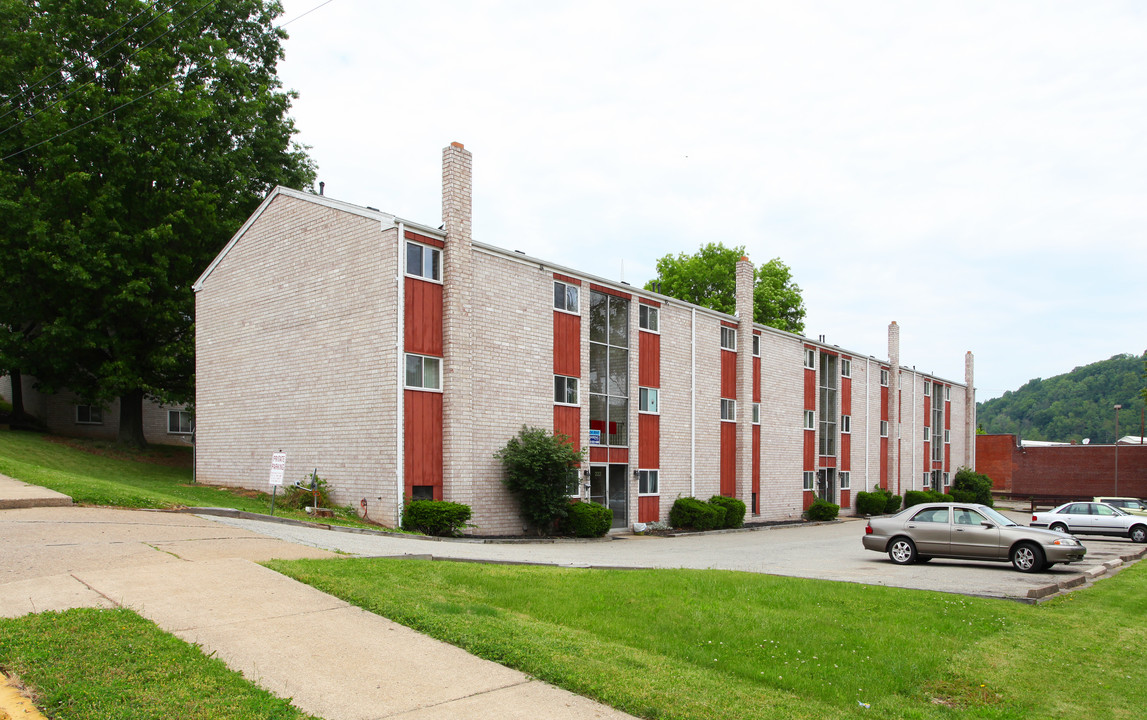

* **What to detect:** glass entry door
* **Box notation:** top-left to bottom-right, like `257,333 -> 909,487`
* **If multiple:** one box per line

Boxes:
589,464 -> 629,530
816,468 -> 836,504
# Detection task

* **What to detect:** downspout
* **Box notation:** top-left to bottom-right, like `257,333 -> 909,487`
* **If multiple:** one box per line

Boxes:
865,356 -> 871,492
691,306 -> 697,497
396,221 -> 406,527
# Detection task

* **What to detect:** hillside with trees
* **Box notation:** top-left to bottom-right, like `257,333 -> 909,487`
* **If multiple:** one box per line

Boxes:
977,353 -> 1146,443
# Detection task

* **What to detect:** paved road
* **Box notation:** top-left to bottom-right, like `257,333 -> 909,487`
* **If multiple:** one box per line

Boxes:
200,510 -> 1145,602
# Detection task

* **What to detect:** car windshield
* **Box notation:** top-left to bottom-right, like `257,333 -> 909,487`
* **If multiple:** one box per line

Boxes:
978,506 -> 1017,527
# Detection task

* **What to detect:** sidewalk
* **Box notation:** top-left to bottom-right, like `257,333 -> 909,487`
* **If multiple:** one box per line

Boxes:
0,477 -> 637,720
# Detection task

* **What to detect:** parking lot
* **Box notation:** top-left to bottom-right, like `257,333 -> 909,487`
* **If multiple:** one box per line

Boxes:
202,508 -> 1146,602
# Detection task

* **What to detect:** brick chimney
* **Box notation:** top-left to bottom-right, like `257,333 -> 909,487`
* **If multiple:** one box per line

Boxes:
965,351 -> 976,469
887,321 -> 900,495
441,142 -> 474,507
735,256 -> 755,506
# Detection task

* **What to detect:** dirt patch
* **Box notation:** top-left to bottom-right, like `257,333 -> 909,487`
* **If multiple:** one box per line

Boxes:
42,435 -> 193,468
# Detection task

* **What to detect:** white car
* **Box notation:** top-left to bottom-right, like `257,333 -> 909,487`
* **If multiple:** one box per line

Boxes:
1093,497 -> 1147,517
1031,502 -> 1147,543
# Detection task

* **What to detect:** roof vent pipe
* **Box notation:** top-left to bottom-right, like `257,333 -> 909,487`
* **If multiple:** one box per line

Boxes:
319,181 -> 325,196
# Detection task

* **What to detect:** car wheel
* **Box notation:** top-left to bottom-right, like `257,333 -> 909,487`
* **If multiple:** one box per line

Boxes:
1050,522 -> 1068,534
888,537 -> 917,565
1130,525 -> 1147,543
1011,542 -> 1046,573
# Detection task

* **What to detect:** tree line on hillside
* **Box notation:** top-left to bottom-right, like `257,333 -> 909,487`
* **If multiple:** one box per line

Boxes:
977,353 -> 1147,444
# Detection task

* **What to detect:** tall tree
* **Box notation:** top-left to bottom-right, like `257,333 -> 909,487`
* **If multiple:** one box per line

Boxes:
644,242 -> 806,333
0,0 -> 315,446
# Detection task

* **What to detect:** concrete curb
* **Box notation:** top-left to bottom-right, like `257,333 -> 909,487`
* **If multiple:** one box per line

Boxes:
0,672 -> 50,720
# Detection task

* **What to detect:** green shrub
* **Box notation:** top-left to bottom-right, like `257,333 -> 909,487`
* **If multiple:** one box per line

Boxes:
950,489 -> 977,503
669,496 -> 726,531
884,493 -> 903,513
282,472 -> 332,510
402,499 -> 472,536
856,487 -> 891,515
495,426 -> 586,534
560,501 -> 612,537
806,499 -> 840,521
708,495 -> 746,529
953,467 -> 994,506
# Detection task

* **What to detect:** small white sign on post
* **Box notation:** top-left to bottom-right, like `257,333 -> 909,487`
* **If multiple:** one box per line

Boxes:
269,452 -> 287,486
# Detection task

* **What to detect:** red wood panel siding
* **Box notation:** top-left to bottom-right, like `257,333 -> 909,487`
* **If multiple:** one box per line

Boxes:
404,277 -> 443,356
923,441 -> 930,470
720,320 -> 738,329
804,429 -> 816,470
721,350 -> 736,398
589,447 -> 607,463
803,490 -> 815,511
945,444 -> 951,470
609,448 -> 629,464
841,433 -> 851,472
404,390 -> 442,498
554,405 -> 580,452
720,422 -> 736,496
881,385 -> 888,420
945,400 -> 952,430
553,311 -> 581,377
639,297 -> 661,307
753,356 -> 761,402
639,414 -> 660,468
804,368 -> 816,410
553,272 -> 581,285
589,283 -> 631,300
842,376 -> 852,414
752,425 -> 761,512
841,489 -> 851,509
638,495 -> 660,523
819,456 -> 837,468
639,332 -> 661,387
880,437 -> 889,485
924,395 -> 931,422
405,230 -> 444,248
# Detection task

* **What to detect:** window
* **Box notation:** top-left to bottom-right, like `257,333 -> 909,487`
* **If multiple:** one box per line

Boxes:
752,403 -> 760,424
639,304 -> 659,332
924,426 -> 931,442
803,471 -> 815,491
76,405 -> 102,424
922,472 -> 929,488
405,241 -> 440,281
841,415 -> 851,434
410,485 -> 434,501
639,387 -> 659,414
880,420 -> 889,437
804,348 -> 816,369
168,410 -> 193,434
554,375 -> 578,405
880,368 -> 889,386
589,290 -> 630,446
945,385 -> 951,401
923,379 -> 932,395
752,334 -> 760,357
405,353 -> 442,390
912,507 -> 948,523
554,280 -> 579,313
804,410 -> 815,430
841,358 -> 851,377
944,429 -> 951,444
943,472 -> 950,486
721,326 -> 736,351
840,471 -> 851,490
721,398 -> 736,422
818,352 -> 837,456
638,469 -> 659,495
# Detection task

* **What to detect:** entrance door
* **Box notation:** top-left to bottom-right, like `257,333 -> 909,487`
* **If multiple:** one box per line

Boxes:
816,469 -> 836,504
930,471 -> 943,492
589,464 -> 629,529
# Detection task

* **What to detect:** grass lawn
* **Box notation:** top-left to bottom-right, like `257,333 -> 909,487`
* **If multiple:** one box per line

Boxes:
0,608 -> 317,720
267,556 -> 1147,720
0,429 -> 368,527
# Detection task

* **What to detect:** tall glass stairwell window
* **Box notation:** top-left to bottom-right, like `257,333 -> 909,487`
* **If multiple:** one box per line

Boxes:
819,352 -> 837,457
932,382 -> 944,462
589,290 -> 629,446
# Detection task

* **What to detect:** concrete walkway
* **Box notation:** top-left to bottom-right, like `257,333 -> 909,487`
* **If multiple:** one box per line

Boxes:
0,476 -> 636,720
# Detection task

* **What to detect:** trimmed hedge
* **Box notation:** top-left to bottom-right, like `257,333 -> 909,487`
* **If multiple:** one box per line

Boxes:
401,499 -> 472,536
708,495 -> 746,529
904,490 -> 954,508
953,467 -> 994,506
807,499 -> 840,521
856,487 -> 903,515
669,497 -> 726,531
561,501 -> 612,537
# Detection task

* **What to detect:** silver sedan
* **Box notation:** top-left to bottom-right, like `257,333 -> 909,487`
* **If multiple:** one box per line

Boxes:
1032,502 -> 1147,543
863,503 -> 1086,573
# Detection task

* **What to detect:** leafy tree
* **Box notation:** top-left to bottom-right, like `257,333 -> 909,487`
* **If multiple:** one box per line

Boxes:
644,242 -> 806,333
495,426 -> 586,535
0,0 -> 315,446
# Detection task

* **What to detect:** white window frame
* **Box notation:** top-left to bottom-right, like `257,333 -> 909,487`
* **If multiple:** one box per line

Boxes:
804,348 -> 816,369
924,426 -> 931,442
841,415 -> 851,434
880,368 -> 889,387
922,472 -> 929,488
75,405 -> 103,424
554,375 -> 579,406
840,471 -> 850,490
639,387 -> 660,414
841,358 -> 851,378
752,334 -> 760,357
405,353 -> 442,391
752,403 -> 760,425
803,471 -> 815,491
639,304 -> 659,333
944,429 -> 951,444
553,280 -> 579,314
721,398 -> 736,422
880,420 -> 889,437
943,472 -> 950,486
167,409 -> 193,434
924,379 -> 932,395
405,241 -> 441,282
945,385 -> 951,401
721,326 -> 736,351
804,409 -> 815,430
638,469 -> 659,495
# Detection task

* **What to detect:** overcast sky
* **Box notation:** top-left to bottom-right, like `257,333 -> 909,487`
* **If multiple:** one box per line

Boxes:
274,1 -> 1146,401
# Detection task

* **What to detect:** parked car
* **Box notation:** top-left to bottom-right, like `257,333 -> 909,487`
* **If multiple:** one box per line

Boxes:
1031,502 -> 1147,543
863,503 -> 1086,572
1093,497 -> 1147,517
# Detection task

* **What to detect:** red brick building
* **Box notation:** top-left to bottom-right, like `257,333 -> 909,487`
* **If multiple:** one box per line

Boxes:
977,434 -> 1147,498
